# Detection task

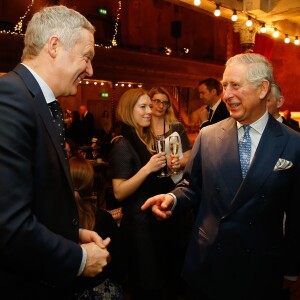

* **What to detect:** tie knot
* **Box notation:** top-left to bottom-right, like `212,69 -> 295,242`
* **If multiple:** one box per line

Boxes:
243,125 -> 251,134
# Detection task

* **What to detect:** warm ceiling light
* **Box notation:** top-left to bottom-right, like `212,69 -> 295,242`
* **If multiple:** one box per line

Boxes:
194,0 -> 201,6
294,36 -> 300,45
284,34 -> 290,44
246,16 -> 253,27
180,47 -> 189,54
163,46 -> 172,55
260,24 -> 266,33
231,10 -> 238,22
273,28 -> 279,38
214,4 -> 221,17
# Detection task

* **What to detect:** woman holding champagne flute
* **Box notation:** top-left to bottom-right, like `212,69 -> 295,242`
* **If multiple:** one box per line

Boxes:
109,88 -> 175,299
149,87 -> 192,183
149,87 -> 193,298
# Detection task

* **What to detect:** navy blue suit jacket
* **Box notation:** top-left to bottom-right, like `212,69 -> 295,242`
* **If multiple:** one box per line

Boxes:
0,64 -> 82,299
174,115 -> 300,300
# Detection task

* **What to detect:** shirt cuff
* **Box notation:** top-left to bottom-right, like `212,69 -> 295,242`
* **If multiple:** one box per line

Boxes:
77,247 -> 87,276
167,193 -> 177,212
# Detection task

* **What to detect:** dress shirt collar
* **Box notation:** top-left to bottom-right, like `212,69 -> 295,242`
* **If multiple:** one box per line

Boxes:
237,110 -> 269,135
210,99 -> 222,112
277,115 -> 283,123
21,63 -> 56,104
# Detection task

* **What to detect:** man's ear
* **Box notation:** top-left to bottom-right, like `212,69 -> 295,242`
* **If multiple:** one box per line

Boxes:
259,80 -> 270,99
277,96 -> 285,109
48,35 -> 59,58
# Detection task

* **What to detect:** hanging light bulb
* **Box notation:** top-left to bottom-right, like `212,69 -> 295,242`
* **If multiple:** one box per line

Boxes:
246,16 -> 253,27
163,46 -> 172,55
214,4 -> 221,17
294,36 -> 300,45
231,10 -> 238,22
260,23 -> 266,33
284,34 -> 290,44
194,0 -> 201,6
273,28 -> 279,38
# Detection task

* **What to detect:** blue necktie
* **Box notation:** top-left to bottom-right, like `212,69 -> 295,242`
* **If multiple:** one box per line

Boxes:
238,125 -> 251,179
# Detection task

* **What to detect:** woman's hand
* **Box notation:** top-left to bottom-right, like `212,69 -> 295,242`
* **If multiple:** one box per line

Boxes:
145,152 -> 167,174
170,154 -> 180,173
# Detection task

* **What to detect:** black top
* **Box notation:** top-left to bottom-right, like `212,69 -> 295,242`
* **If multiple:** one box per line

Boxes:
109,124 -> 175,291
74,209 -> 123,291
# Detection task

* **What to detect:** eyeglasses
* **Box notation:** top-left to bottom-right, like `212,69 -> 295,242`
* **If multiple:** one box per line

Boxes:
151,99 -> 170,107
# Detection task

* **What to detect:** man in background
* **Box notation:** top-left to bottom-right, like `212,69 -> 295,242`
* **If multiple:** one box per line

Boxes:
267,82 -> 299,132
195,77 -> 229,129
0,5 -> 110,299
79,104 -> 95,145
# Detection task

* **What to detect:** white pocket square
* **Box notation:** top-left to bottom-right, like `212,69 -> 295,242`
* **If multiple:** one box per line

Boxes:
273,158 -> 293,171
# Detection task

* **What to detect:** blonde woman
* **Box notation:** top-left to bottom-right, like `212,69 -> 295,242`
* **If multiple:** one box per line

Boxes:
109,88 -> 175,299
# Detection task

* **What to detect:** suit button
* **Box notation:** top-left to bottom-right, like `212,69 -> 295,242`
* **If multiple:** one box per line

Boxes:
72,218 -> 79,226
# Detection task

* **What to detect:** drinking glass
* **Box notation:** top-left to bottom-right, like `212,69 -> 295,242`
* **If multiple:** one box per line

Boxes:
169,136 -> 180,175
155,136 -> 169,177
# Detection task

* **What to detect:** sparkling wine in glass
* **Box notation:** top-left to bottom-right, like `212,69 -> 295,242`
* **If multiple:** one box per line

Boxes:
169,136 -> 180,175
155,136 -> 169,177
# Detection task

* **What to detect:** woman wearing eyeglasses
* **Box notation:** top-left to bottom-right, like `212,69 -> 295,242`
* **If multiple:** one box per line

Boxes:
109,88 -> 175,299
149,87 -> 192,183
149,87 -> 193,299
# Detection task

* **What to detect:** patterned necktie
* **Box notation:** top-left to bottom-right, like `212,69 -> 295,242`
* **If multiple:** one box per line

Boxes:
48,100 -> 67,160
238,125 -> 251,179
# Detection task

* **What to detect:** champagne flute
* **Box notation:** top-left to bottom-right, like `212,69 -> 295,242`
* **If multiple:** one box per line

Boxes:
169,135 -> 180,175
155,136 -> 169,177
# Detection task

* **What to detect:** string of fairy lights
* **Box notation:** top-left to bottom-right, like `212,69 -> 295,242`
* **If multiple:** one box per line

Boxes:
80,79 -> 143,88
0,0 -> 122,49
193,0 -> 300,46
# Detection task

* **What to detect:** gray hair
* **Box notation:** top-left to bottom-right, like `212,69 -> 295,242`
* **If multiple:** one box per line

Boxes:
226,53 -> 274,89
22,5 -> 95,60
271,82 -> 282,100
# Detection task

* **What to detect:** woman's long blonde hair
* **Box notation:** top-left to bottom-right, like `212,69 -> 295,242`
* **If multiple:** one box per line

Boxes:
69,156 -> 96,230
115,88 -> 155,153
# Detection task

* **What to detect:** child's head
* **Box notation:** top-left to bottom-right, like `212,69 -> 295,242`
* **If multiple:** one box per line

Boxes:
69,155 -> 94,196
69,155 -> 95,229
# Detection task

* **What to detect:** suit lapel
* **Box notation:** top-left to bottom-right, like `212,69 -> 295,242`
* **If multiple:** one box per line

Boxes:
216,118 -> 243,198
13,64 -> 73,189
223,116 -> 287,218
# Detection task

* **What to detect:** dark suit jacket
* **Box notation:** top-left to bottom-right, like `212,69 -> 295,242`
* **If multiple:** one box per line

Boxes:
0,64 -> 82,299
282,116 -> 300,132
200,100 -> 230,129
174,115 -> 300,300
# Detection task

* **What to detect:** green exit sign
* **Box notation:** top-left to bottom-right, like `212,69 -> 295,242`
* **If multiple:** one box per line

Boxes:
98,8 -> 107,15
100,92 -> 109,98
